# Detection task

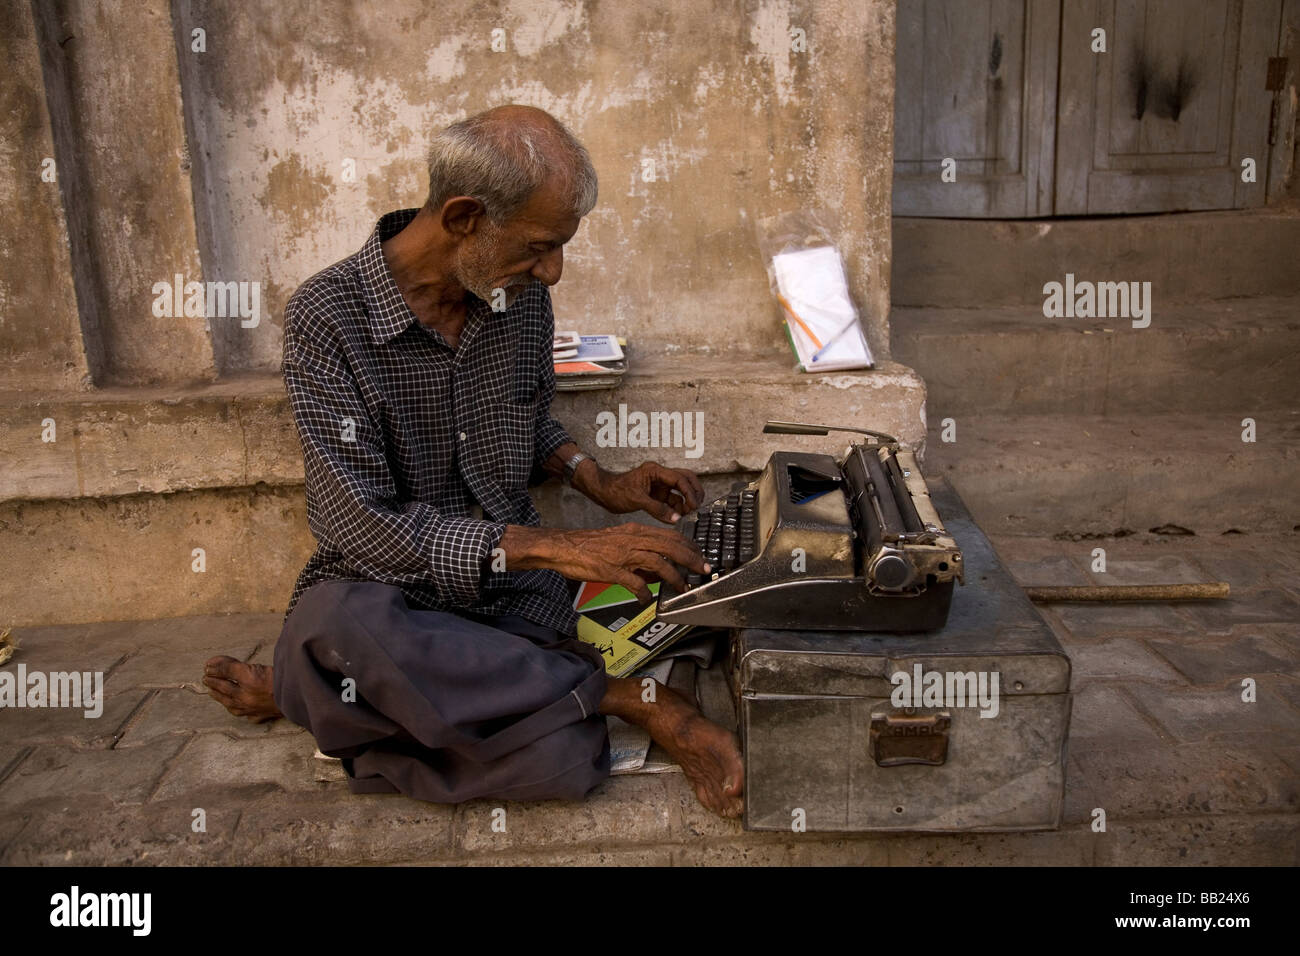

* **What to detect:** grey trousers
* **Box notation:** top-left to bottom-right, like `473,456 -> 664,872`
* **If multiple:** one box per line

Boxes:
273,580 -> 611,803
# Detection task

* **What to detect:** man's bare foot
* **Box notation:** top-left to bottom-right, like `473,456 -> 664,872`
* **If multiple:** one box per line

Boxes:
203,656 -> 283,723
644,685 -> 744,819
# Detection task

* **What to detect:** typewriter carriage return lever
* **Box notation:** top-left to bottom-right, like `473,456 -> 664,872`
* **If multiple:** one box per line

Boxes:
763,419 -> 900,445
654,420 -> 964,631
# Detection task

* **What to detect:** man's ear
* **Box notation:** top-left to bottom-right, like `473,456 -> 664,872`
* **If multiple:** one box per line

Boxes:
439,196 -> 487,239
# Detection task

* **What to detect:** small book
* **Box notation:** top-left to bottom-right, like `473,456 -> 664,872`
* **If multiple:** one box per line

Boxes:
554,334 -> 627,391
553,331 -> 581,352
573,580 -> 695,677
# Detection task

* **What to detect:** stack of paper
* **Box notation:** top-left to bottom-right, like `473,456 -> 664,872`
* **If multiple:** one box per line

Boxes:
553,332 -> 627,391
771,246 -> 874,372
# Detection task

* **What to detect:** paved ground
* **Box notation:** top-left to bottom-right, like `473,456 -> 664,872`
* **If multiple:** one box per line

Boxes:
1,532 -> 1297,866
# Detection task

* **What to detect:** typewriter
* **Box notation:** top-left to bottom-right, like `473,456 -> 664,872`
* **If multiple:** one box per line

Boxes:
655,421 -> 964,631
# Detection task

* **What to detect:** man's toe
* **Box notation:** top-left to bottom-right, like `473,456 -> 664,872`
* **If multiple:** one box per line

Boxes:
204,655 -> 240,676
202,675 -> 239,696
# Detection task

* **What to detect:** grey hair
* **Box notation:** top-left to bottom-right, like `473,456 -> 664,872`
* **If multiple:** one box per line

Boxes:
425,110 -> 598,224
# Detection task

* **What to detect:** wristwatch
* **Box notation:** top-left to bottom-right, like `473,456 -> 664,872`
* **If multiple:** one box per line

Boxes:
562,451 -> 592,486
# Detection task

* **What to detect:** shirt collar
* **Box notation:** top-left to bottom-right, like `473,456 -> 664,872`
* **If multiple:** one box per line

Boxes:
357,208 -> 424,344
358,207 -> 504,346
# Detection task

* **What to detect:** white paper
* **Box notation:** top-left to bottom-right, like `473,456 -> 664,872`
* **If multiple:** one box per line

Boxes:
772,246 -> 873,371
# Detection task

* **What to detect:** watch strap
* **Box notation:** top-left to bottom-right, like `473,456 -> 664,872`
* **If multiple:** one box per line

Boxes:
562,451 -> 592,485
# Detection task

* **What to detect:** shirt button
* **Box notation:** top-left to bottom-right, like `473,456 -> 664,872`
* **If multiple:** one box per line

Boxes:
458,431 -> 468,441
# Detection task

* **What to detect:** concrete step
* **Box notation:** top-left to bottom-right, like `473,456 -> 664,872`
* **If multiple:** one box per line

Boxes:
0,354 -> 929,627
893,296 -> 1300,416
892,209 -> 1300,308
0,356 -> 925,504
920,412 -> 1300,537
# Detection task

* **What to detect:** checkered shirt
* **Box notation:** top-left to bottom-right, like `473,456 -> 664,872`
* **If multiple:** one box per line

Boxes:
281,208 -> 579,634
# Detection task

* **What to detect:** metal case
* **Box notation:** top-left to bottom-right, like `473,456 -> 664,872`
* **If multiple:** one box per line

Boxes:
731,478 -> 1072,832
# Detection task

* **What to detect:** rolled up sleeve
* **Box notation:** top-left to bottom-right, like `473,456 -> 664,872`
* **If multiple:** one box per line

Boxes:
285,304 -> 504,606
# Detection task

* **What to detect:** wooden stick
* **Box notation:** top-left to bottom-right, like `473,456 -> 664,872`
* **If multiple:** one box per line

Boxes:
1024,583 -> 1230,603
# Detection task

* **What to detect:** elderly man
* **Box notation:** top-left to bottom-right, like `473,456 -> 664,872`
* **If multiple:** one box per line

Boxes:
204,105 -> 743,818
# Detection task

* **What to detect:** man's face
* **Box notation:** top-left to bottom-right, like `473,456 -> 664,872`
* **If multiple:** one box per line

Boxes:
454,179 -> 582,308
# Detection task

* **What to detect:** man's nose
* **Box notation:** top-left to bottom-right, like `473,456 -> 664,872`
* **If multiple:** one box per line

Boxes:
531,246 -> 563,286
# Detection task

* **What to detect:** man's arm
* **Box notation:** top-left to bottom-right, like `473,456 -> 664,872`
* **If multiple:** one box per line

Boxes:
540,443 -> 705,524
530,293 -> 704,523
498,519 -> 707,604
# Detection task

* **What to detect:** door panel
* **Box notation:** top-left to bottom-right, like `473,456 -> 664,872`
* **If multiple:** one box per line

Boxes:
893,0 -> 1061,217
1056,0 -> 1281,213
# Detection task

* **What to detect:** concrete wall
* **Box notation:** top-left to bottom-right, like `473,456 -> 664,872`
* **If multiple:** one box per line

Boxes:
34,0 -> 216,387
175,0 -> 897,372
0,1 -> 91,393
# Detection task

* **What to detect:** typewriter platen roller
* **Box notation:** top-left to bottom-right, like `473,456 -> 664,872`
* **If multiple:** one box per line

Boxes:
655,422 -> 963,631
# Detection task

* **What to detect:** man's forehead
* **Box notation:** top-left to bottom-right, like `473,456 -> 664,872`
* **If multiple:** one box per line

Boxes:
509,178 -> 581,236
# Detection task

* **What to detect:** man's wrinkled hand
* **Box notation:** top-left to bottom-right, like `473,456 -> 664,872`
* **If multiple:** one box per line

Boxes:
584,462 -> 705,524
547,524 -> 709,603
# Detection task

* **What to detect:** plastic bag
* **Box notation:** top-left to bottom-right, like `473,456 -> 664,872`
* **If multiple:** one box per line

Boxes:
755,209 -> 874,372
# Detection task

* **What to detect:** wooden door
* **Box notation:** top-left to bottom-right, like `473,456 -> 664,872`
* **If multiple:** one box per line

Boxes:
894,0 -> 1286,216
1056,0 -> 1282,213
893,0 -> 1062,217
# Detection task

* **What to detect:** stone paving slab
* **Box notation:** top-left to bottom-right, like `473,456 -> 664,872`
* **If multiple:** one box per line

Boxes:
2,796 -> 243,866
115,686 -> 300,748
1129,681 -> 1300,745
2,736 -> 187,811
1061,638 -> 1184,685
0,624 -> 130,676
1181,588 -> 1300,633
1277,682 -> 1300,716
1002,554 -> 1092,587
229,790 -> 456,866
881,828 -> 1096,866
453,847 -> 677,866
0,744 -> 30,780
152,730 -> 321,803
0,689 -> 146,749
105,640 -> 262,691
1186,547 -> 1300,591
1084,554 -> 1209,586
1146,633 -> 1294,683
1066,684 -> 1170,751
457,775 -> 675,854
1048,602 -> 1199,640
1092,814 -> 1299,867
1071,745 -> 1298,818
1255,622 -> 1300,653
0,533 -> 1296,865
1276,745 -> 1300,777
1063,754 -> 1101,826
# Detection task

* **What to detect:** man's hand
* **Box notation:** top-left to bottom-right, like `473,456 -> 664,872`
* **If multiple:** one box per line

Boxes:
500,523 -> 710,603
576,461 -> 706,524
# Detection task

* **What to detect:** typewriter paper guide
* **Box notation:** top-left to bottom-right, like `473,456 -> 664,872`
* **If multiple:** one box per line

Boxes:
772,245 -> 873,372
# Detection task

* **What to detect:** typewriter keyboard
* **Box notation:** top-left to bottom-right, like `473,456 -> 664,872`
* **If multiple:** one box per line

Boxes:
680,489 -> 758,587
